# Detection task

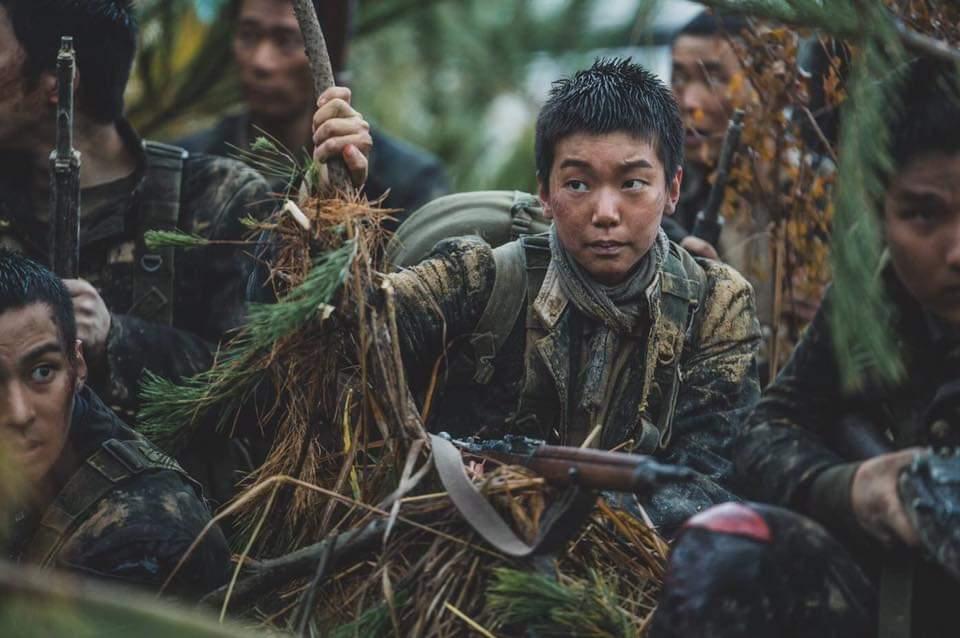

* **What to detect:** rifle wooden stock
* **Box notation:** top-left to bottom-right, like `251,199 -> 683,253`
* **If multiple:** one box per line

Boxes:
472,444 -> 691,493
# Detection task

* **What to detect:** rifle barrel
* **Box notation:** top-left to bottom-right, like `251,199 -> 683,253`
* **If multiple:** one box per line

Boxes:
49,36 -> 81,279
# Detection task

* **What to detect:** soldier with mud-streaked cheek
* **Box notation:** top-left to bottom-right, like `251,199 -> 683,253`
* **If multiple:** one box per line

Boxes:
651,57 -> 960,638
308,57 -> 763,538
0,250 -> 231,596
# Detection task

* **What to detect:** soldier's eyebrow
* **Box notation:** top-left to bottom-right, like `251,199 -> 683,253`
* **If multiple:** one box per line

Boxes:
620,159 -> 655,170
20,342 -> 64,365
558,158 -> 594,171
894,188 -> 948,208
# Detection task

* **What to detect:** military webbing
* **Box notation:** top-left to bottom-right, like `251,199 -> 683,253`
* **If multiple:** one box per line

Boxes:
22,437 -> 190,568
470,235 -> 705,452
470,240 -> 528,384
878,556 -> 914,638
131,141 -> 187,325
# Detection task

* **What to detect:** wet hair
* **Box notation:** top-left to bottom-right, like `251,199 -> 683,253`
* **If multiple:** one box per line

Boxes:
0,0 -> 137,124
0,251 -> 77,360
535,57 -> 684,187
676,10 -> 748,39
889,57 -> 960,172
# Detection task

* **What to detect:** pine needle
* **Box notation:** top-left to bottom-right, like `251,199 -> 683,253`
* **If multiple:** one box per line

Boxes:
486,568 -> 635,638
144,229 -> 210,249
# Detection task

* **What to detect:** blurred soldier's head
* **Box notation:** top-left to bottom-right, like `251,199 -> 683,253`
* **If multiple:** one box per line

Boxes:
882,58 -> 960,326
535,57 -> 683,285
0,0 -> 137,148
670,12 -> 749,167
231,0 -> 354,125
0,251 -> 86,486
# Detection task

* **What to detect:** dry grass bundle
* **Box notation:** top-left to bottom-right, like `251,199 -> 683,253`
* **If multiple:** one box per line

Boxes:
201,463 -> 666,637
143,175 -> 667,635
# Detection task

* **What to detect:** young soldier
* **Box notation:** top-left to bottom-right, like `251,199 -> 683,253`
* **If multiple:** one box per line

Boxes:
310,58 -> 762,536
0,251 -> 230,596
177,0 -> 450,223
650,58 -> 960,637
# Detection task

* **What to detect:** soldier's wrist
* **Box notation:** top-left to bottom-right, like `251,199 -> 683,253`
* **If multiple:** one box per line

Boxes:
806,461 -> 863,539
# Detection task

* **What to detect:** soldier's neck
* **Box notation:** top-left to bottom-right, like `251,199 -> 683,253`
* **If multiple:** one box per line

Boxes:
249,107 -> 314,158
28,117 -> 137,212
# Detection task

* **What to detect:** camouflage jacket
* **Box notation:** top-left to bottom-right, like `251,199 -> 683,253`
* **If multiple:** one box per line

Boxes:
175,111 -> 451,226
391,235 -> 762,534
737,270 -> 960,541
3,386 -> 231,597
0,120 -> 274,422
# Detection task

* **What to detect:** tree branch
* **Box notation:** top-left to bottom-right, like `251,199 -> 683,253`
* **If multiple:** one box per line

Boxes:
201,519 -> 385,609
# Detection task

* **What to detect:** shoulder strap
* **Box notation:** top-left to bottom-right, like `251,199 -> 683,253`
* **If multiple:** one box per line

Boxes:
649,244 -> 709,450
470,240 -> 528,384
23,438 -> 189,567
132,141 -> 187,325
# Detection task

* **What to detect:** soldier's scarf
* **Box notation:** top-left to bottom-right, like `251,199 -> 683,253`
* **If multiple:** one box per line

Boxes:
549,224 -> 665,413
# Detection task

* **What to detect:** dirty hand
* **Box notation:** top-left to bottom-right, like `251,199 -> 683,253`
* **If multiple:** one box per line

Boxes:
312,86 -> 372,187
64,279 -> 111,364
680,235 -> 720,260
851,449 -> 921,547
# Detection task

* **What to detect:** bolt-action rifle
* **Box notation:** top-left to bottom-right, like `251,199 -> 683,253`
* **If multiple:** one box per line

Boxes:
442,434 -> 693,495
49,36 -> 81,279
692,109 -> 745,248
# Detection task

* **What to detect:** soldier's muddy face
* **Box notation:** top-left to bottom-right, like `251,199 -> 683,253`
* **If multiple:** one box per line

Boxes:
885,151 -> 960,325
539,131 -> 681,285
671,34 -> 745,167
0,7 -> 52,150
233,0 -> 315,122
0,304 -> 85,485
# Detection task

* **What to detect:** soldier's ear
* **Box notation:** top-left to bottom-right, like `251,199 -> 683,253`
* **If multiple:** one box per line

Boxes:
664,166 -> 683,216
44,67 -> 80,108
72,339 -> 87,390
39,71 -> 58,108
538,179 -> 553,220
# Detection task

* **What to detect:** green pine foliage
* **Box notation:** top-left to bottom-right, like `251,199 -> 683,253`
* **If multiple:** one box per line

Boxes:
144,230 -> 210,250
486,568 -> 635,638
700,0 -> 915,386
138,240 -> 356,449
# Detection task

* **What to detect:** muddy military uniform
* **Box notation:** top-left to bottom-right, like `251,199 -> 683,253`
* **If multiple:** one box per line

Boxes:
176,111 -> 450,227
651,270 -> 960,637
390,231 -> 761,536
0,121 -> 273,420
3,386 -> 230,597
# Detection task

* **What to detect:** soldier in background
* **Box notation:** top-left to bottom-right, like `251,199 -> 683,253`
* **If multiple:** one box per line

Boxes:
0,251 -> 230,597
650,57 -> 960,638
176,0 -> 450,225
0,0 -> 274,503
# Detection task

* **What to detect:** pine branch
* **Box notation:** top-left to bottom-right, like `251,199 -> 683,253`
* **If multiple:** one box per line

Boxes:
137,240 -> 356,449
144,230 -> 210,250
486,568 -> 635,638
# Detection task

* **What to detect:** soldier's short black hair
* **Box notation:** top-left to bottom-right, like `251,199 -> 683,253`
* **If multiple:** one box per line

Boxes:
890,57 -> 960,172
0,0 -> 137,124
0,251 -> 77,360
535,57 -> 684,188
676,11 -> 748,39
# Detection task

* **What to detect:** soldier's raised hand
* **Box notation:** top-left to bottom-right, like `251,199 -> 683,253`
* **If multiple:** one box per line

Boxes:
63,279 -> 111,365
851,448 -> 921,547
312,86 -> 371,188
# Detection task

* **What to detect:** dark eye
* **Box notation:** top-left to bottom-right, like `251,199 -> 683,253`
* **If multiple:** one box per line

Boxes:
31,365 -> 55,384
624,179 -> 647,190
566,180 -> 589,193
235,27 -> 258,47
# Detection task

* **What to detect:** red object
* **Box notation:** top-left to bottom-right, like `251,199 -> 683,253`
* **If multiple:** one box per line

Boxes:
683,502 -> 773,543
